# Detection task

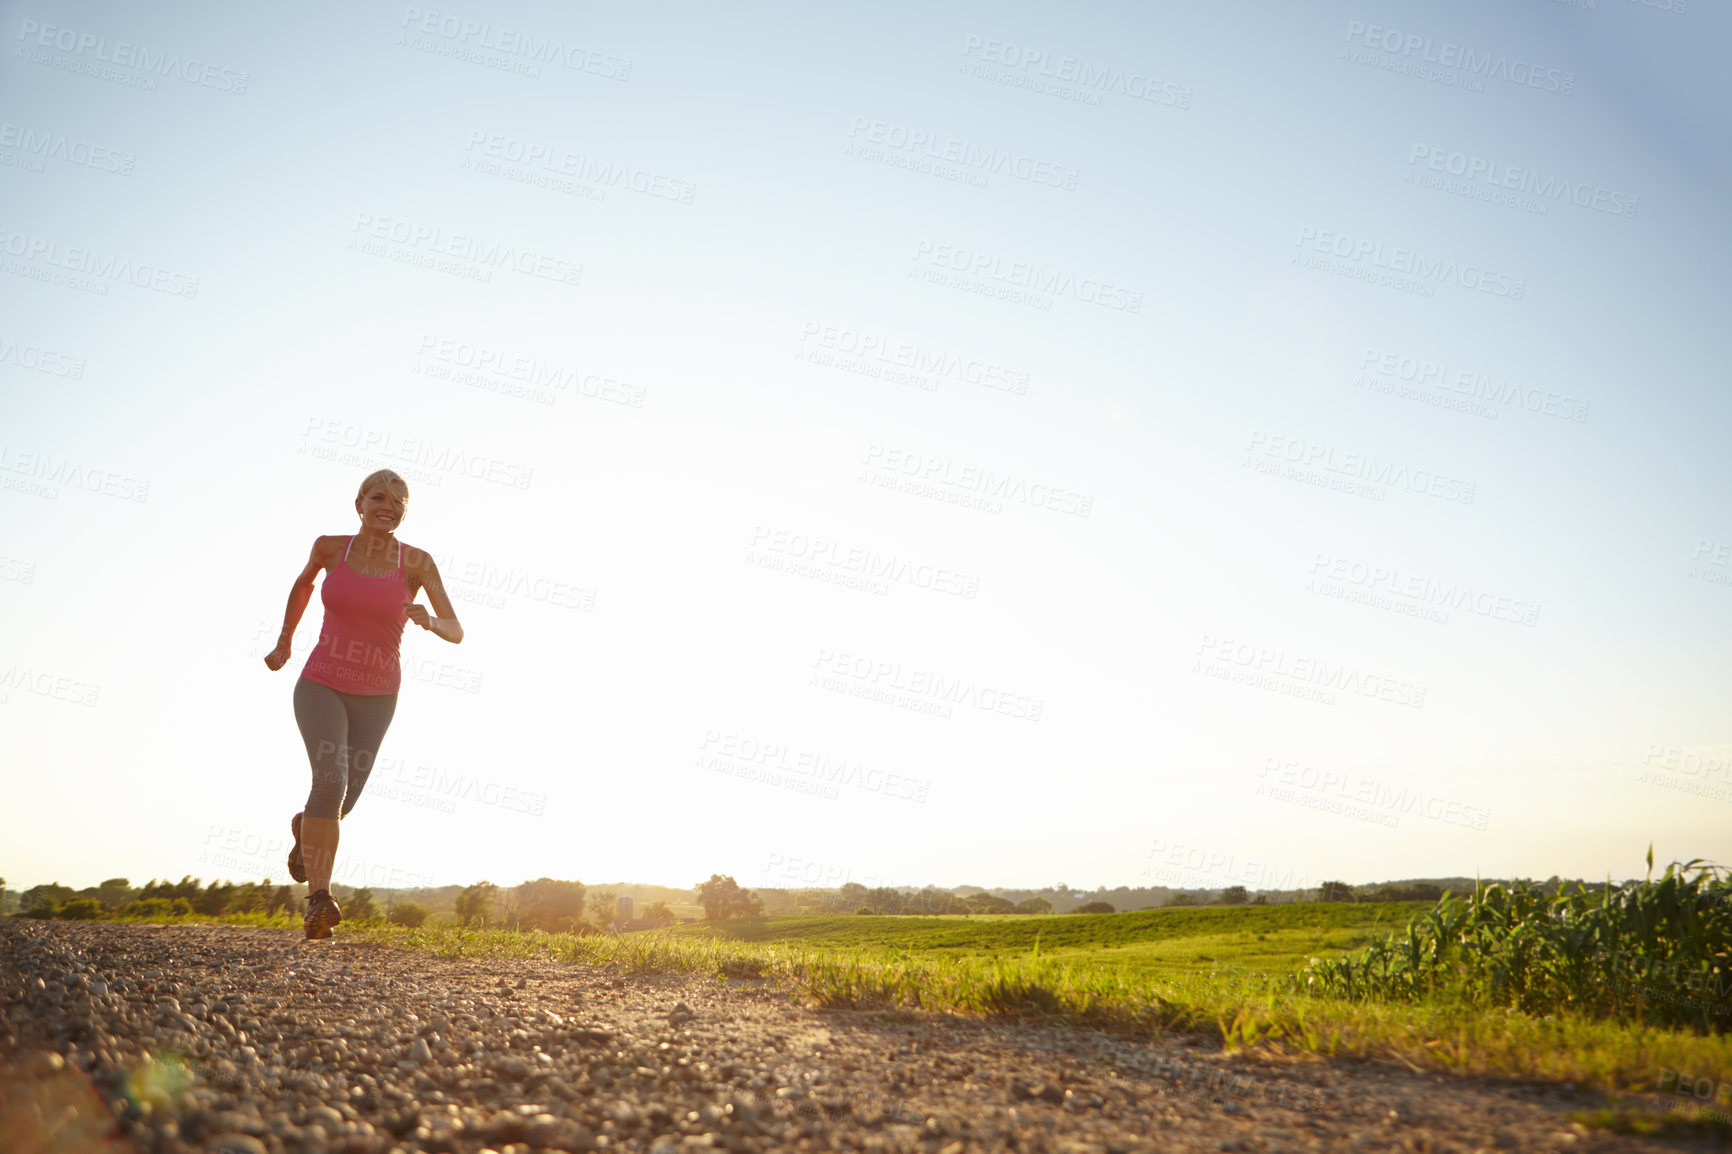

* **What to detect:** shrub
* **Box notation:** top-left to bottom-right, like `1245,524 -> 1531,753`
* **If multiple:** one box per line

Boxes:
1318,881 -> 1356,903
388,901 -> 429,928
1073,901 -> 1115,914
55,898 -> 105,920
641,901 -> 674,920
1216,886 -> 1249,905
117,897 -> 191,918
1014,897 -> 1053,915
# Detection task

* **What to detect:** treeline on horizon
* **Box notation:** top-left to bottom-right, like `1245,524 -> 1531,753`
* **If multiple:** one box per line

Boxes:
1,871 -> 1618,924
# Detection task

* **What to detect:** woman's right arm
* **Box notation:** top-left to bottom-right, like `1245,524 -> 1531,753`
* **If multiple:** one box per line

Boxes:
264,537 -> 336,671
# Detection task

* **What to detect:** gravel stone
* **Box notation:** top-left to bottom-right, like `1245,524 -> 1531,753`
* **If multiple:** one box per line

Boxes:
207,1135 -> 266,1154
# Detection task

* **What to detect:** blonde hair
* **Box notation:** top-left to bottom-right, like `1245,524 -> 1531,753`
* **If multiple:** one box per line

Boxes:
356,469 -> 410,503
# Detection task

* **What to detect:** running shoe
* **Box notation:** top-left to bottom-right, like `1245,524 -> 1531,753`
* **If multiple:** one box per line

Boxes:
288,812 -> 307,884
305,889 -> 342,940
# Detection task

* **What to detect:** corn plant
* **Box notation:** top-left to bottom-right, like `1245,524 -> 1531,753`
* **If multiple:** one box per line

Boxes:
1298,856 -> 1732,1033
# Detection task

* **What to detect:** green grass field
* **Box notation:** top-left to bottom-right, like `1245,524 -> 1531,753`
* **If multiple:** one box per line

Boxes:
669,903 -> 1435,980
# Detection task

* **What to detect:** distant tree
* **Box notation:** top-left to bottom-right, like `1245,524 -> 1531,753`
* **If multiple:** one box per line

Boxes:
1367,883 -> 1442,903
1073,901 -> 1115,914
965,892 -> 1016,914
1216,886 -> 1249,906
454,881 -> 498,927
865,888 -> 902,915
55,898 -> 104,920
493,886 -> 521,927
85,878 -> 136,910
1318,881 -> 1355,903
225,883 -> 267,914
1164,892 -> 1199,907
695,874 -> 764,921
140,876 -> 204,904
1251,893 -> 1269,906
904,887 -> 969,915
267,886 -> 293,916
641,901 -> 674,920
864,886 -> 925,915
589,889 -> 621,930
388,901 -> 430,928
347,887 -> 381,922
20,883 -> 74,916
194,882 -> 237,916
1014,897 -> 1053,914
517,878 -> 587,933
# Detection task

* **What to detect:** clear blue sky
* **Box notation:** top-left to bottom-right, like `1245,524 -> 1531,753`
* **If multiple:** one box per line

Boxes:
2,0 -> 1728,896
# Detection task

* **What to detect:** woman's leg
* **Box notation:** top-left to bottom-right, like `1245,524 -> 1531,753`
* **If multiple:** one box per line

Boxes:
292,678 -> 350,893
337,693 -> 398,819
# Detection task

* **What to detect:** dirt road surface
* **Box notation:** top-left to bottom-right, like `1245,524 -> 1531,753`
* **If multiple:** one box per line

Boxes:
0,922 -> 1706,1153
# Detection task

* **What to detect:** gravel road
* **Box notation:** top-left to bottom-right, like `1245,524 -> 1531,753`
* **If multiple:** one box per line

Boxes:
0,921 -> 1703,1154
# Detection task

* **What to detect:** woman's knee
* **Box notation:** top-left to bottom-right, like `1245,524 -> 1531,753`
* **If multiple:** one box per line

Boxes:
339,763 -> 375,819
306,763 -> 347,821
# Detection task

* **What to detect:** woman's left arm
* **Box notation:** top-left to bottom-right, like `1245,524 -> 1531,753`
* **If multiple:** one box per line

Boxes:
405,548 -> 464,644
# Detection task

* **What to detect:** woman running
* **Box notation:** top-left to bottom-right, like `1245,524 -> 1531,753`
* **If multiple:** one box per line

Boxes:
262,469 -> 464,939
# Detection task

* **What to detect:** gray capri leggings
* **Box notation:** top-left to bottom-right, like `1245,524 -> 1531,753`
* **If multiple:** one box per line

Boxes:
293,677 -> 398,820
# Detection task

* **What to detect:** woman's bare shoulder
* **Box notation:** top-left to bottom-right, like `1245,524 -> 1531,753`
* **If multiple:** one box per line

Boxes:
400,542 -> 438,571
292,535 -> 346,581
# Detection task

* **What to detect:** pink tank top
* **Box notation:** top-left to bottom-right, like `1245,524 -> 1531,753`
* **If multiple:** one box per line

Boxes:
300,536 -> 409,696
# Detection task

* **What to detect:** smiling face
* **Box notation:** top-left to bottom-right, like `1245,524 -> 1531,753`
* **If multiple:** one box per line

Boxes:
355,480 -> 408,533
